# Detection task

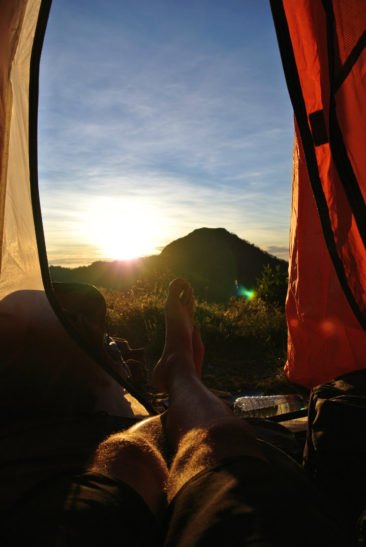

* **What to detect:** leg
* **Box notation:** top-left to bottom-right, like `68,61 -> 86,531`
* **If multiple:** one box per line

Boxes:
153,280 -> 344,546
88,278 -> 262,512
87,414 -> 168,516
152,278 -> 265,501
85,279 -> 342,545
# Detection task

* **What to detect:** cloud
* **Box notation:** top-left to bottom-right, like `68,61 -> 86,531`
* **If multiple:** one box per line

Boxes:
41,168 -> 291,267
39,4 -> 292,186
264,245 -> 290,261
39,0 -> 293,266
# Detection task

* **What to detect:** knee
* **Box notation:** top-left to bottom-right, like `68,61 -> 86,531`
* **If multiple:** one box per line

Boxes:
88,432 -> 169,516
89,432 -> 168,483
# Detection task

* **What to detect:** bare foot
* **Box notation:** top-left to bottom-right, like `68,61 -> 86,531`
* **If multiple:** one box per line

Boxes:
152,279 -> 197,393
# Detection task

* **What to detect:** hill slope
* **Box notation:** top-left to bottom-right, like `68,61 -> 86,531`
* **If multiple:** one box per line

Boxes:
159,228 -> 287,301
50,227 -> 287,302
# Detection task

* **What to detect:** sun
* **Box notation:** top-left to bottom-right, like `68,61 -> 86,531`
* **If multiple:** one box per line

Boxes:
100,218 -> 151,260
86,198 -> 161,260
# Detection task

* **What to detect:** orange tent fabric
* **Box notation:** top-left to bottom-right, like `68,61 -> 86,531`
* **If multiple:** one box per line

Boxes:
271,0 -> 366,387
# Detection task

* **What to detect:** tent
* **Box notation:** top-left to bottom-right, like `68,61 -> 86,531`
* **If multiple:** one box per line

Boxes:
0,0 -> 365,418
271,0 -> 366,387
0,0 -> 153,418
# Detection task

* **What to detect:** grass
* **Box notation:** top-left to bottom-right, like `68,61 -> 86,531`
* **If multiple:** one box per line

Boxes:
101,282 -> 307,404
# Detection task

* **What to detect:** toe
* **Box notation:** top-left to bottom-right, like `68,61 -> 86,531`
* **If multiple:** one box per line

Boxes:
181,284 -> 193,306
168,278 -> 187,300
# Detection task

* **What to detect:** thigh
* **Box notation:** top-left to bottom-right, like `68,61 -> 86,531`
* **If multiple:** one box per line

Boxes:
163,447 -> 345,547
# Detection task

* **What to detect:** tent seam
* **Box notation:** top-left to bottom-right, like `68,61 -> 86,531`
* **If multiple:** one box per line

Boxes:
270,0 -> 366,331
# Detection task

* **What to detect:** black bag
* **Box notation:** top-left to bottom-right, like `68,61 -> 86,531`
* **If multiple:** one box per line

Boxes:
303,369 -> 366,545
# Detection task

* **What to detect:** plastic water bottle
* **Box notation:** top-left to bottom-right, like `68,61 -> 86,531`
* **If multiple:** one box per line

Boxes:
233,394 -> 305,418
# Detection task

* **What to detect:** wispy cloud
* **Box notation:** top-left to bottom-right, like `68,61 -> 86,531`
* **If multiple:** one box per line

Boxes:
39,0 -> 293,266
42,169 -> 291,265
264,245 -> 289,261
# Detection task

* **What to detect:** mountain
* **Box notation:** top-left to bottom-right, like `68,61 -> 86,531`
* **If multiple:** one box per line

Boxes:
159,228 -> 287,301
50,227 -> 288,303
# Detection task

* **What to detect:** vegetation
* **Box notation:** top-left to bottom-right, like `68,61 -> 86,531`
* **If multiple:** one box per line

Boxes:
50,229 -> 300,401
101,267 -> 303,401
255,264 -> 288,307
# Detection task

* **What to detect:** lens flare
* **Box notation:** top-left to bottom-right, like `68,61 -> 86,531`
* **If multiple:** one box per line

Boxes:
235,281 -> 255,300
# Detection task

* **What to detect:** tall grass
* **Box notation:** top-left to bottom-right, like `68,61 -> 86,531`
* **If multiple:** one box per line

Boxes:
101,282 -> 301,395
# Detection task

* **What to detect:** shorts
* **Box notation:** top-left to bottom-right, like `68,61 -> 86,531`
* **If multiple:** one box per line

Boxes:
2,440 -> 344,546
164,441 -> 344,546
0,414 -> 140,546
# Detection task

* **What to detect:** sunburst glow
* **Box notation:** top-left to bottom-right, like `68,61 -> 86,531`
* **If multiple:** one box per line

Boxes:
85,198 -> 162,260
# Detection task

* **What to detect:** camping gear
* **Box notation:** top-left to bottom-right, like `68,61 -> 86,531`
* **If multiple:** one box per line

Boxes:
0,0 -> 365,412
271,0 -> 366,387
303,368 -> 366,543
233,393 -> 306,419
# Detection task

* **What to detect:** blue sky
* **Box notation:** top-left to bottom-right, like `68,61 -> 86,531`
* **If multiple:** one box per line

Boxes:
38,0 -> 294,266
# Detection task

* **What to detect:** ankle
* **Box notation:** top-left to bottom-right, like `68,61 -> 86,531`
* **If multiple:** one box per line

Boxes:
165,352 -> 197,386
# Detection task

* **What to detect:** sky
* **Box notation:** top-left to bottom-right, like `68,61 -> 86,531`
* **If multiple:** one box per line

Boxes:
38,0 -> 294,267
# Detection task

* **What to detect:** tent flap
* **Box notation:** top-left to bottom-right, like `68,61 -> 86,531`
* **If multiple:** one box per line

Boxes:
271,0 -> 366,387
0,0 -> 152,417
